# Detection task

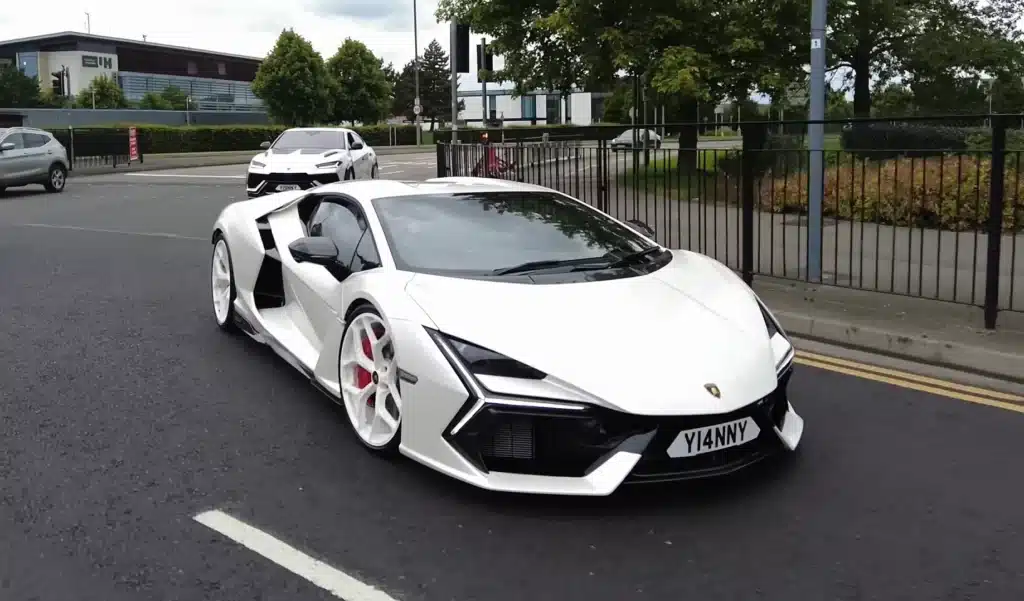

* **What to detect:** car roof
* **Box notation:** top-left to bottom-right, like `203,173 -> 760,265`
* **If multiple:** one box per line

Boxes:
314,177 -> 557,205
283,126 -> 355,134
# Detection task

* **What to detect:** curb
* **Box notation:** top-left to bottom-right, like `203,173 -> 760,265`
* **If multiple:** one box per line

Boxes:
775,310 -> 1024,384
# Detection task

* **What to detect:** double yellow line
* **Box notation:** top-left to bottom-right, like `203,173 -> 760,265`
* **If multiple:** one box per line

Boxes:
795,351 -> 1024,414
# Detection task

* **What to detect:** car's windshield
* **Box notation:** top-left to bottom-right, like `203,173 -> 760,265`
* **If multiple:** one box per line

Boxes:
272,130 -> 346,151
371,191 -> 658,276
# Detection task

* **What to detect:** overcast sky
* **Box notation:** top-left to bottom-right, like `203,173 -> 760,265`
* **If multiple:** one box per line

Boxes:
0,0 -> 498,90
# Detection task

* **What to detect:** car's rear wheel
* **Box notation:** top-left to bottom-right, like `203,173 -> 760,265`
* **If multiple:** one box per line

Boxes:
211,233 -> 238,332
44,164 -> 67,193
370,163 -> 378,179
338,305 -> 402,454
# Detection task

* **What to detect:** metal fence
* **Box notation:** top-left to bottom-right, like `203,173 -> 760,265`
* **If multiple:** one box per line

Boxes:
436,114 -> 1024,328
50,128 -> 141,170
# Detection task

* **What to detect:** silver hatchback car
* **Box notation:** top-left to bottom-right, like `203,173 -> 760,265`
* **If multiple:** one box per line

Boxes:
0,127 -> 70,194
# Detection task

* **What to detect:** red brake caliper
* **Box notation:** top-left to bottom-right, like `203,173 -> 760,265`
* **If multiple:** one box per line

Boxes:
355,334 -> 375,407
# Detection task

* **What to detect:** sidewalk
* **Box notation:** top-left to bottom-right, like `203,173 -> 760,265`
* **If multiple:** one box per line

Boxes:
754,275 -> 1024,383
68,145 -> 436,178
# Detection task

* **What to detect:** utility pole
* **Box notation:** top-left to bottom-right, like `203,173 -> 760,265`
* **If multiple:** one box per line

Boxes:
480,37 -> 488,126
85,12 -> 91,33
807,0 -> 827,283
449,22 -> 458,142
412,0 -> 422,146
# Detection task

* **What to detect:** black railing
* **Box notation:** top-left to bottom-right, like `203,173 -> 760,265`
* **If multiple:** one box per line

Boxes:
51,127 -> 143,171
436,114 -> 1024,328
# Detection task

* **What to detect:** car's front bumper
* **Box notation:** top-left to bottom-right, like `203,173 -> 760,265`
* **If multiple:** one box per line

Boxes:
246,171 -> 340,197
402,350 -> 802,496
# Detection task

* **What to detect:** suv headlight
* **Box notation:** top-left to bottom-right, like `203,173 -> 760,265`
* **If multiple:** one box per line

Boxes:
250,160 -> 266,168
315,160 -> 340,169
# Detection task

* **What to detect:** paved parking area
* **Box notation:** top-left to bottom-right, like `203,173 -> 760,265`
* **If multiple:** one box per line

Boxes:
1,170 -> 1023,601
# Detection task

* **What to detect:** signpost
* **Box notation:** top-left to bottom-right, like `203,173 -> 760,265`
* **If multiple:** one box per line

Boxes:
128,127 -> 139,163
807,0 -> 827,282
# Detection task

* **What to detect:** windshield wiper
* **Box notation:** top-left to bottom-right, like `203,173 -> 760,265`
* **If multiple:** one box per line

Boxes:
492,257 -> 608,275
600,246 -> 664,269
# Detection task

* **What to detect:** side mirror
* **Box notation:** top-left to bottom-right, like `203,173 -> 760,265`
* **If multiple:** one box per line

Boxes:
289,236 -> 338,264
350,142 -> 363,150
260,141 -> 271,149
0,142 -> 14,152
627,219 -> 656,239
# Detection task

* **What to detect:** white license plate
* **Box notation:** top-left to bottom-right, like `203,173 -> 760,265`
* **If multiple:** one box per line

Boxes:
275,184 -> 300,191
666,417 -> 760,458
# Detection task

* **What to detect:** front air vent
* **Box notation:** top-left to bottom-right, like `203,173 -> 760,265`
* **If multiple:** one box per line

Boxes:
256,216 -> 276,250
253,256 -> 285,309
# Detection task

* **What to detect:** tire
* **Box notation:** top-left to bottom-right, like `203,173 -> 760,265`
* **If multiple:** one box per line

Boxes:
370,163 -> 378,179
211,233 -> 239,332
343,166 -> 356,181
338,304 -> 402,455
44,163 -> 67,193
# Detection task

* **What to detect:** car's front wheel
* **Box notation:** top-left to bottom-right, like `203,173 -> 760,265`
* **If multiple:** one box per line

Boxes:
211,233 -> 238,332
338,304 -> 402,454
44,164 -> 67,193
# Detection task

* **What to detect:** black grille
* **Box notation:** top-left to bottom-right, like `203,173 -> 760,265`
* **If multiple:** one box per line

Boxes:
247,171 -> 340,194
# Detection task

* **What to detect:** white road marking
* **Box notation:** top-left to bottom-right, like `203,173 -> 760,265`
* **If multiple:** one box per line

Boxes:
125,173 -> 245,179
380,170 -> 405,175
15,223 -> 206,240
193,510 -> 398,601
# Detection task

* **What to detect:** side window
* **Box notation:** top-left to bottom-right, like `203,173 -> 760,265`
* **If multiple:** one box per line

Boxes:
346,132 -> 357,148
23,133 -> 50,148
350,229 -> 381,271
307,199 -> 381,273
1,133 -> 26,149
350,132 -> 365,148
308,201 -> 365,268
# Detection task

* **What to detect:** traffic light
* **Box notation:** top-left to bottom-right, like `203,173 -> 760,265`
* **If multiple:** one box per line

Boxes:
51,70 -> 65,96
476,44 -> 494,72
454,24 -> 470,73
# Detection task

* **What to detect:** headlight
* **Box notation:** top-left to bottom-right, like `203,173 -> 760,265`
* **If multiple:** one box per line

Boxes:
250,160 -> 266,168
428,329 -> 546,380
758,300 -> 787,341
315,160 -> 340,169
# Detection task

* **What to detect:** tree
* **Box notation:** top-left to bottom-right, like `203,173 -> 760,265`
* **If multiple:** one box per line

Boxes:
828,0 -> 1024,116
252,29 -> 331,126
392,60 -> 418,121
0,65 -> 42,108
139,91 -> 173,110
326,39 -> 391,125
420,40 -> 454,130
74,75 -> 126,109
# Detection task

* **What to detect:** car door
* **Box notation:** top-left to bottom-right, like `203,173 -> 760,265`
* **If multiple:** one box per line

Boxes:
0,132 -> 30,182
346,131 -> 369,178
284,195 -> 380,350
21,132 -> 53,179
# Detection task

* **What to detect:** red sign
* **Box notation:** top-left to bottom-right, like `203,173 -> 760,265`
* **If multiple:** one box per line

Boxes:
128,127 -> 139,162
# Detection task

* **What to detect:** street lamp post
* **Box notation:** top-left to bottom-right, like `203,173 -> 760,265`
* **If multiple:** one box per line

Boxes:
413,0 -> 422,146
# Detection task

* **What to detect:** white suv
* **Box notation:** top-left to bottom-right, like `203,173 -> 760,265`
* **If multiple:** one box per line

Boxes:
0,127 -> 71,194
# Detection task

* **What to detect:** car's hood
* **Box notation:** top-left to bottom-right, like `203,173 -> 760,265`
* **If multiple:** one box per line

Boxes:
405,251 -> 780,416
255,148 -> 346,166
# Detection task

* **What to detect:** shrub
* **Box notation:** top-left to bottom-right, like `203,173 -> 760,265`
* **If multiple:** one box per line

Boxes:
839,123 -> 974,159
758,155 -> 1023,231
47,124 -> 420,155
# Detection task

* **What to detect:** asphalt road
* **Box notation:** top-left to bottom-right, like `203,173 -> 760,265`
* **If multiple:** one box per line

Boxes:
2,158 -> 1024,601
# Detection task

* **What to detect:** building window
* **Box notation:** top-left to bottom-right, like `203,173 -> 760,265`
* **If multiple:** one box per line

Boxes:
521,95 -> 536,120
217,62 -> 226,76
16,52 -> 39,80
187,60 -> 198,75
546,94 -> 561,124
590,96 -> 606,122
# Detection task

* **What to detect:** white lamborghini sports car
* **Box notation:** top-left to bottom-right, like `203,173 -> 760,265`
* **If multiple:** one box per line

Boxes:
210,177 -> 804,496
246,127 -> 378,198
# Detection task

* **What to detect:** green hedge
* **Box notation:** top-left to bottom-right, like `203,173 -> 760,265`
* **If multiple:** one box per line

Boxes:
46,124 -> 420,155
